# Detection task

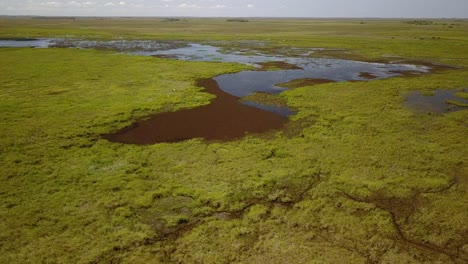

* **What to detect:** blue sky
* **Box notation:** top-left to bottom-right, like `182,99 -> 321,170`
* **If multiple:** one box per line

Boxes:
1,0 -> 467,18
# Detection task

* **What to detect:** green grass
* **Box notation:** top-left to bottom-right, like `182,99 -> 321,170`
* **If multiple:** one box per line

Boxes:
446,100 -> 468,107
0,18 -> 467,263
455,91 -> 468,99
1,17 -> 467,63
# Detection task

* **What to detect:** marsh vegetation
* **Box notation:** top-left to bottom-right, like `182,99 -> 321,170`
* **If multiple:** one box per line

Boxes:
0,17 -> 467,263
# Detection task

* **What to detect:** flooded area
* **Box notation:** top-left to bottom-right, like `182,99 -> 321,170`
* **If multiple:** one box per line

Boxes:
53,39 -> 186,51
404,90 -> 468,114
0,38 -> 52,48
136,43 -> 431,97
103,79 -> 288,144
0,38 -> 186,51
1,38 -> 452,143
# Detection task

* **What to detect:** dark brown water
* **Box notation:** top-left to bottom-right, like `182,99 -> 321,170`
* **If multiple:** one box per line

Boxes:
103,79 -> 288,144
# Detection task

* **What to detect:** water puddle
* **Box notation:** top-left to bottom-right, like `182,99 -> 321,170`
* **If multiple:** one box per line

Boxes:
103,79 -> 288,144
1,39 -> 454,143
134,43 -> 431,98
53,39 -> 187,51
0,38 -> 52,48
405,89 -> 468,114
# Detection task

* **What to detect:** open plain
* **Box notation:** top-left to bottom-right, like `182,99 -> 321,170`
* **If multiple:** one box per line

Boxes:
0,17 -> 467,263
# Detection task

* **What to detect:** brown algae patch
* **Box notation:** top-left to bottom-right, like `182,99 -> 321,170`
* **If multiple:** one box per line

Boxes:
276,78 -> 336,89
103,79 -> 288,144
358,72 -> 377,79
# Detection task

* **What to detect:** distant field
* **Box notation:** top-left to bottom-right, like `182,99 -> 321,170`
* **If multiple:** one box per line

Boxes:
1,17 -> 468,60
0,17 -> 467,263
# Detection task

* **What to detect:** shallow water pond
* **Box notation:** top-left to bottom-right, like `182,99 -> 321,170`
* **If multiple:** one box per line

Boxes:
107,42 -> 437,144
1,39 -> 446,143
0,38 -> 52,48
133,43 -> 431,98
405,90 -> 468,114
0,38 -> 185,50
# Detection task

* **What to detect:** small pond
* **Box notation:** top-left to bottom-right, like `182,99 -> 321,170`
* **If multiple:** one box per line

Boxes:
1,38 -> 450,144
405,89 -> 468,114
137,43 -> 430,97
0,38 -> 52,48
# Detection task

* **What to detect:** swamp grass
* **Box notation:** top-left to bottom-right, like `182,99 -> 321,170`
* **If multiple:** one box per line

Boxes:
0,18 -> 467,263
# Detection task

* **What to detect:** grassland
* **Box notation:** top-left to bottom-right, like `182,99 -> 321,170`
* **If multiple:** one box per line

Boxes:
0,17 -> 467,263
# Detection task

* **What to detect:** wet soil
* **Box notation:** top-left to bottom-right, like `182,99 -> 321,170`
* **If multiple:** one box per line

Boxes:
103,79 -> 288,144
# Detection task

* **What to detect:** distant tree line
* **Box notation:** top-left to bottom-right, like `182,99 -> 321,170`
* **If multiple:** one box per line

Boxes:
226,19 -> 249,22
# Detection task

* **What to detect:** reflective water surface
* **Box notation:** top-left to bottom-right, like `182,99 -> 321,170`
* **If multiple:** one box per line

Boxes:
2,38 -> 448,143
405,90 -> 468,114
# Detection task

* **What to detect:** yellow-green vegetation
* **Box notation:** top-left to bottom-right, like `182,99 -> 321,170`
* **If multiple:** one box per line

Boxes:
277,78 -> 336,89
1,18 -> 467,263
1,17 -> 468,62
456,91 -> 468,99
446,100 -> 468,107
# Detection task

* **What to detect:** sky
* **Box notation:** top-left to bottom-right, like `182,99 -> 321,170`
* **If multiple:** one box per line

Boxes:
1,0 -> 468,18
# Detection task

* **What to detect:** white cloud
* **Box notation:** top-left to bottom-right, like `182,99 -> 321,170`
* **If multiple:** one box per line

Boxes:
82,1 -> 96,6
119,1 -> 126,6
129,3 -> 143,8
211,4 -> 226,9
247,4 -> 254,8
178,3 -> 199,8
104,2 -> 115,6
40,1 -> 62,7
68,1 -> 81,7
63,1 -> 96,7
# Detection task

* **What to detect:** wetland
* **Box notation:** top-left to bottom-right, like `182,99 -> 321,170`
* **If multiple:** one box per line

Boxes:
1,38 -> 443,143
1,18 -> 467,264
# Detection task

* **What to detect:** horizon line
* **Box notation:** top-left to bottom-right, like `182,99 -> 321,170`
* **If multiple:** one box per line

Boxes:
1,15 -> 467,20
